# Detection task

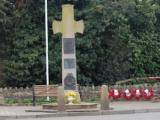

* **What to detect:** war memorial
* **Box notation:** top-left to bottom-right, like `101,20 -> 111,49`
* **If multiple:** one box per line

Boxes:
1,0 -> 160,119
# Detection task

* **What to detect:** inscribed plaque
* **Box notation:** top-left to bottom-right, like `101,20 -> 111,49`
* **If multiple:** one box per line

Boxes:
64,73 -> 76,90
64,59 -> 75,69
63,38 -> 75,54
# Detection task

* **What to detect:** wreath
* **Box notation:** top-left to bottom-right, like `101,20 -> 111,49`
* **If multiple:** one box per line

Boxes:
143,88 -> 154,100
109,88 -> 121,100
123,88 -> 134,100
134,88 -> 143,100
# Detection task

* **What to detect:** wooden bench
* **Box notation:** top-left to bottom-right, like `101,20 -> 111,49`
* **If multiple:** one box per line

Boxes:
32,85 -> 58,106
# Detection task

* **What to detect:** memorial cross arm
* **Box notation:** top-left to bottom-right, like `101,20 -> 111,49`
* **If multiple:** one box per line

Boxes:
52,4 -> 84,37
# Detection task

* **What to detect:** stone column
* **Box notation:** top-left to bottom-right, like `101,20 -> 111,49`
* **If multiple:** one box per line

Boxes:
100,85 -> 110,110
58,86 -> 65,112
0,88 -> 4,105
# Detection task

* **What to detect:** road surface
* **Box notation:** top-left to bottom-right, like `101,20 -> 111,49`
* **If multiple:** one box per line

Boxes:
9,112 -> 160,120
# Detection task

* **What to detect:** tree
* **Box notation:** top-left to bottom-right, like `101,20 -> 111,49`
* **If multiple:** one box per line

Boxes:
5,0 -> 46,87
3,0 -> 160,87
0,0 -> 10,58
128,0 -> 160,77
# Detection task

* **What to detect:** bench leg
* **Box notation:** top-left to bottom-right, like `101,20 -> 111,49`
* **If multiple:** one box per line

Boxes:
32,90 -> 36,106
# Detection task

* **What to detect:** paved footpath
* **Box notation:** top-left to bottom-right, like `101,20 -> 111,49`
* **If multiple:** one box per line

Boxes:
1,101 -> 160,119
0,106 -> 56,119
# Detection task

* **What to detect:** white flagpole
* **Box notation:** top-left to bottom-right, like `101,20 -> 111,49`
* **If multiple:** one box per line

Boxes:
45,0 -> 49,101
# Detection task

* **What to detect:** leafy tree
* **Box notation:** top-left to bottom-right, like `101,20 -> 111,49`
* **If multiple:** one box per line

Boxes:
0,0 -> 14,86
0,0 -> 8,16
2,0 -> 160,87
76,0 -> 133,85
0,0 -> 11,58
4,0 -> 46,87
128,0 -> 160,77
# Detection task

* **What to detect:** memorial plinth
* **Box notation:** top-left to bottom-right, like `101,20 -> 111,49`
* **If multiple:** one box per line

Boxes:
43,103 -> 98,110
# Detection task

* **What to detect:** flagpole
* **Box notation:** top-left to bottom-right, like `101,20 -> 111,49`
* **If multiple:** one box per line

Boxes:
45,0 -> 49,101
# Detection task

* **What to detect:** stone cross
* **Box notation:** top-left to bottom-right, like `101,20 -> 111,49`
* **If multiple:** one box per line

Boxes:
53,4 -> 84,91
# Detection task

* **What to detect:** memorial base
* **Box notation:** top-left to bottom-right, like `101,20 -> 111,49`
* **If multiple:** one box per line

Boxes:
43,102 -> 98,110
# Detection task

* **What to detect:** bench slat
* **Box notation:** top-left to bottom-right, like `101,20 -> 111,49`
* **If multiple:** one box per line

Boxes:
33,85 -> 58,97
